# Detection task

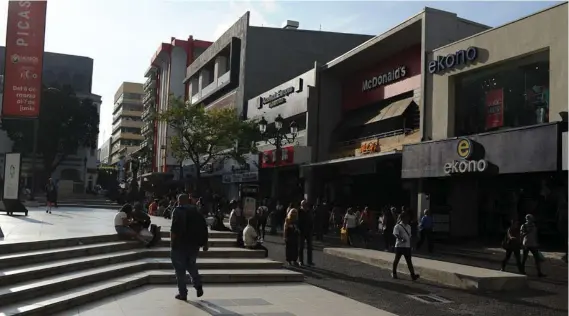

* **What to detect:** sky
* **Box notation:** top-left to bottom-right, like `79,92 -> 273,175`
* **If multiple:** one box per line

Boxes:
0,0 -> 562,147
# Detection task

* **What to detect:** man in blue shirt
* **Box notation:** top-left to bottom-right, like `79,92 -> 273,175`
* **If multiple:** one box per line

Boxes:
416,209 -> 434,253
170,194 -> 209,300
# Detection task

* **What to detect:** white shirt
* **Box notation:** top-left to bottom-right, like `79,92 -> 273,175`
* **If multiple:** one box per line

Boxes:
393,223 -> 412,248
243,225 -> 258,247
114,212 -> 127,226
344,213 -> 357,228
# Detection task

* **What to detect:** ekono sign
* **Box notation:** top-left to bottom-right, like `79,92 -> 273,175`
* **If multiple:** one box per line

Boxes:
2,0 -> 48,119
428,47 -> 478,74
443,138 -> 488,175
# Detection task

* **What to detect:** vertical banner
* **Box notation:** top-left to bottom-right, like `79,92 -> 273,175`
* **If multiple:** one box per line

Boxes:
3,153 -> 21,200
485,88 -> 504,130
2,0 -> 48,118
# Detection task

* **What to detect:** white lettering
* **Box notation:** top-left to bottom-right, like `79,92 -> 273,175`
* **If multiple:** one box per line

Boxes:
444,159 -> 488,174
362,66 -> 407,92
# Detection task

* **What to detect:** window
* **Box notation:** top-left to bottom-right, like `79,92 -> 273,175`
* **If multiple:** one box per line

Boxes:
454,51 -> 550,137
124,92 -> 143,100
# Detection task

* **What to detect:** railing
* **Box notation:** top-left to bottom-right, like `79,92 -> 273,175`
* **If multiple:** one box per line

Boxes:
335,128 -> 414,148
143,78 -> 156,91
143,92 -> 155,105
141,106 -> 155,121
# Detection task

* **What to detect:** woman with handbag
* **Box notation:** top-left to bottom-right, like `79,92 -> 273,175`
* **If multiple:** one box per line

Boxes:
392,212 -> 420,281
500,219 -> 524,273
284,208 -> 300,266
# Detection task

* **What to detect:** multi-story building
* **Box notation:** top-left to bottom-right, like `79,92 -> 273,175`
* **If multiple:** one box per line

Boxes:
182,13 -> 375,195
142,36 -> 212,175
0,50 -> 101,194
402,3 -> 568,240
98,137 -> 112,166
110,82 -> 144,166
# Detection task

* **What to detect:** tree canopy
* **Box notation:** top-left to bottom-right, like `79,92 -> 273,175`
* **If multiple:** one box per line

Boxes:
156,96 -> 259,192
1,85 -> 100,176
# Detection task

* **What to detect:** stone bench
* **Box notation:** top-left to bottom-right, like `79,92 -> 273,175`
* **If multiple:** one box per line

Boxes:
324,247 -> 527,291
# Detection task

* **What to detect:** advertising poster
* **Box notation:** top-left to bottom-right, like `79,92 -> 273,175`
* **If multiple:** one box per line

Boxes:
3,153 -> 21,200
2,0 -> 48,118
243,197 -> 256,219
485,88 -> 504,130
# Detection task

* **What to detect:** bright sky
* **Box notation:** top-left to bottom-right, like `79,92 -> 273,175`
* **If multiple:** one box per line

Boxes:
0,0 -> 562,147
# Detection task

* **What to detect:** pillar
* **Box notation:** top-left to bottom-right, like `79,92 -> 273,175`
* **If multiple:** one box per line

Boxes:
416,179 -> 430,220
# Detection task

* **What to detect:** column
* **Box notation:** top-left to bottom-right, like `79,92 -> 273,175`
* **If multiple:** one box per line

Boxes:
416,179 -> 430,220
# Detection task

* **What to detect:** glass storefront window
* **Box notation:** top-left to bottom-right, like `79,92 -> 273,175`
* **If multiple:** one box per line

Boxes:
455,51 -> 550,136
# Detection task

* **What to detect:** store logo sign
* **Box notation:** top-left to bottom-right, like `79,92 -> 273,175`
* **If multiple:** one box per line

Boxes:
362,66 -> 407,92
258,78 -> 303,109
428,47 -> 478,74
444,138 -> 487,174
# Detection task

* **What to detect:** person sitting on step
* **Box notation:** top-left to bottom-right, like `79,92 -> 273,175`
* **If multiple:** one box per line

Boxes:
114,204 -> 150,247
243,218 -> 269,258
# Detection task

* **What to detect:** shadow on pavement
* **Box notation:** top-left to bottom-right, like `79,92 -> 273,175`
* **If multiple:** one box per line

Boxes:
3,215 -> 53,225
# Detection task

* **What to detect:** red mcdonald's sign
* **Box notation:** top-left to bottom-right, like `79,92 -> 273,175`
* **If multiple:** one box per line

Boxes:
2,0 -> 48,118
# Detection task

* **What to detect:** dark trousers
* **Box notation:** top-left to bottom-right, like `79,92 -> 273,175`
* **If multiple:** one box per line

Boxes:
256,218 -> 267,239
171,248 -> 201,296
247,242 -> 268,258
346,227 -> 357,246
384,228 -> 394,250
416,229 -> 434,252
522,247 -> 543,274
285,238 -> 299,262
502,248 -> 523,272
392,247 -> 416,277
235,229 -> 244,248
298,232 -> 313,264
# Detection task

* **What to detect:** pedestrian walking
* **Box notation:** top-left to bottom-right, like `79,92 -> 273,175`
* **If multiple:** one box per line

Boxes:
382,207 -> 396,251
343,208 -> 359,246
416,209 -> 434,253
45,178 -> 57,214
298,200 -> 314,266
500,219 -> 524,273
392,212 -> 420,281
284,208 -> 300,266
520,214 -> 546,277
255,200 -> 269,241
170,194 -> 209,300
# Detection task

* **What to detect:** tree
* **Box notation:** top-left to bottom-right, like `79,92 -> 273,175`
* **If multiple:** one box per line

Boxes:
1,85 -> 100,180
156,95 -> 259,194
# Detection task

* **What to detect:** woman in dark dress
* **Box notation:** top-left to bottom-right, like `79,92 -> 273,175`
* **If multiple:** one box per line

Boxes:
284,208 -> 300,266
45,178 -> 57,214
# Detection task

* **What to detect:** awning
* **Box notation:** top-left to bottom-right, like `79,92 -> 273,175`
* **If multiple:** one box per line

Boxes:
341,97 -> 415,129
301,150 -> 401,168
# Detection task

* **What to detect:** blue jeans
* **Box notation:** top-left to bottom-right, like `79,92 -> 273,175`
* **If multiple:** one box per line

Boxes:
171,248 -> 201,296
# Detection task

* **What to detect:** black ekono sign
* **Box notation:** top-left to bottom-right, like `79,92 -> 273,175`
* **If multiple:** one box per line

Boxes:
428,46 -> 478,74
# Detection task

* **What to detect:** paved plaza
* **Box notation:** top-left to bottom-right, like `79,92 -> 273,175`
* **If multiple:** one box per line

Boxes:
0,206 -> 172,242
55,284 -> 397,316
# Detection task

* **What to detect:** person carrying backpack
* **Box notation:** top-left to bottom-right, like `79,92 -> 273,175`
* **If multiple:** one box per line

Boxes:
170,194 -> 209,301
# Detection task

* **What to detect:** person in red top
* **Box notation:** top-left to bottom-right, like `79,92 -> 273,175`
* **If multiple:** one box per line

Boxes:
149,199 -> 158,216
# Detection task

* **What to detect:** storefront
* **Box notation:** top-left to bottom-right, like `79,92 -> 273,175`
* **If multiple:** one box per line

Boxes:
246,70 -> 314,204
405,3 -> 568,243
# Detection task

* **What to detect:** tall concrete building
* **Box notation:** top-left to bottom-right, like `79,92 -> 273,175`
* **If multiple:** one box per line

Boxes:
142,36 -> 212,174
110,82 -> 144,165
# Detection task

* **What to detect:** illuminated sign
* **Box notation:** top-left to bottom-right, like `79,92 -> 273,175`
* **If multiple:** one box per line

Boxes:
444,138 -> 487,174
360,140 -> 380,155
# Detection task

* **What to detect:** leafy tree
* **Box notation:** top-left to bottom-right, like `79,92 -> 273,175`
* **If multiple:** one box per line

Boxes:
1,85 -> 99,181
156,95 -> 259,194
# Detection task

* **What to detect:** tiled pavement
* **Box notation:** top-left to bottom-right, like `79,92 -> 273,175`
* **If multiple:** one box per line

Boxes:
55,284 -> 397,316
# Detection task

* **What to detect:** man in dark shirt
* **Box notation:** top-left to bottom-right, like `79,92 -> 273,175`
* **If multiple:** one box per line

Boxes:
170,194 -> 209,300
298,199 -> 314,266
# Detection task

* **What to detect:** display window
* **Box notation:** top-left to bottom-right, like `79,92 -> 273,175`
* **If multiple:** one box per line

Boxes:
454,51 -> 550,136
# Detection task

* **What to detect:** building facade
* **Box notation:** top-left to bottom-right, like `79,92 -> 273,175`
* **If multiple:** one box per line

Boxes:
110,82 -> 144,165
182,13 -> 374,194
303,7 -> 489,210
98,137 -> 112,166
143,37 -> 212,175
401,3 -> 568,241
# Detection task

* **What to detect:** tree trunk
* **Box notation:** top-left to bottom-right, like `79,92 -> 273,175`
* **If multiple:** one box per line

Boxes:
194,169 -> 202,197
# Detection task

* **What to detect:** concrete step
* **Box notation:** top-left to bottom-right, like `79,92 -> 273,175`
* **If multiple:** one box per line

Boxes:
324,247 -> 527,291
157,238 -> 236,248
0,269 -> 303,316
0,231 -> 237,255
0,255 -> 282,287
0,243 -> 264,270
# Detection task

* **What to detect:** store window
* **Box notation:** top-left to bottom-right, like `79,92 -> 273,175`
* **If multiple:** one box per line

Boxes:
455,51 -> 550,136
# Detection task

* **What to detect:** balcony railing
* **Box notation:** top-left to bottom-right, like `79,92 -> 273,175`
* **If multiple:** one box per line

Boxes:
143,92 -> 155,105
143,78 -> 156,91
141,107 -> 155,121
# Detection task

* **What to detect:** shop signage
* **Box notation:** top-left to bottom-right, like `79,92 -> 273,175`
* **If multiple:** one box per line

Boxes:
428,47 -> 478,74
231,163 -> 250,173
258,78 -> 303,109
200,161 -> 223,174
222,171 -> 259,184
444,138 -> 488,174
360,140 -> 380,155
260,146 -> 295,168
362,66 -> 407,92
485,88 -> 504,129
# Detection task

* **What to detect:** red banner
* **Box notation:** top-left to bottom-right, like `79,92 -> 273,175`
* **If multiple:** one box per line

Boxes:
2,0 -> 48,118
259,146 -> 295,168
485,88 -> 504,130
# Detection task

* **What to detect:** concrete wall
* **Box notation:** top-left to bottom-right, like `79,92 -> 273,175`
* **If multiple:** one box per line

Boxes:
244,27 -> 373,118
420,9 -> 491,140
425,3 -> 568,140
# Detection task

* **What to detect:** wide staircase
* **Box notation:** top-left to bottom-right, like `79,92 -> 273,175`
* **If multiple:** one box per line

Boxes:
0,230 -> 303,316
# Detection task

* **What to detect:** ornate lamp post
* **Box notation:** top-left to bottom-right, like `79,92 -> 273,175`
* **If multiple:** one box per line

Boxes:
258,114 -> 298,164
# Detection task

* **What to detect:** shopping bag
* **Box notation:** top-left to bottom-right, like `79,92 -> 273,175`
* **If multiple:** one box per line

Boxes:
340,227 -> 348,244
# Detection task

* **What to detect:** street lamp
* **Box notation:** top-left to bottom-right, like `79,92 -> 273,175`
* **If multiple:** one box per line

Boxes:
258,114 -> 298,164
